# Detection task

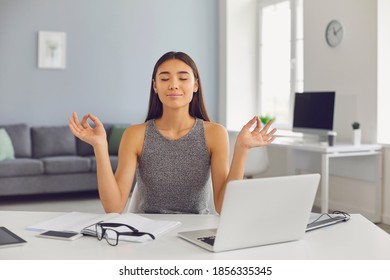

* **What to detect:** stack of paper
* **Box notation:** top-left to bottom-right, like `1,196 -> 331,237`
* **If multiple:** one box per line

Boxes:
27,212 -> 181,243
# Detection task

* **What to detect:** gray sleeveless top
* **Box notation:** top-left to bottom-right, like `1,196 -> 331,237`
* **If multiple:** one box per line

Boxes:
135,118 -> 211,214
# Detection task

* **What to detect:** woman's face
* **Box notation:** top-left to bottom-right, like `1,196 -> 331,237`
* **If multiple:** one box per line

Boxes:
153,59 -> 199,110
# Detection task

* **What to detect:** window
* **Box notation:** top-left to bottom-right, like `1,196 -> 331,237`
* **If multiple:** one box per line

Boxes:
258,0 -> 303,129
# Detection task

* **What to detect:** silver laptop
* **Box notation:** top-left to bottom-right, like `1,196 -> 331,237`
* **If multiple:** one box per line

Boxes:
178,173 -> 320,252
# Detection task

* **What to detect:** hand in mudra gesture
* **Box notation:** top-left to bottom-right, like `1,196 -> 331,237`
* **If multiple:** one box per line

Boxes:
236,116 -> 277,149
68,112 -> 107,147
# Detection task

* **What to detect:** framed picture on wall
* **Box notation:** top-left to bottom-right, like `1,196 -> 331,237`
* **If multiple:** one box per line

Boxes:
38,31 -> 66,69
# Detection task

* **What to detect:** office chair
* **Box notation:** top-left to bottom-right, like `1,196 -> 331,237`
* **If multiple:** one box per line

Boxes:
126,179 -> 216,214
228,131 -> 270,178
126,183 -> 141,213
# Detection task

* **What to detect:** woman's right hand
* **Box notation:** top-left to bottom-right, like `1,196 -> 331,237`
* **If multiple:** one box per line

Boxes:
68,112 -> 107,148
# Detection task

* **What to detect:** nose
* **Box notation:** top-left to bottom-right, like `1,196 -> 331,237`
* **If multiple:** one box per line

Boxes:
169,79 -> 179,90
169,84 -> 178,90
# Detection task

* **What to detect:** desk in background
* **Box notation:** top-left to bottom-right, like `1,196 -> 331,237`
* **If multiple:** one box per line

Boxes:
272,139 -> 382,222
1,211 -> 390,260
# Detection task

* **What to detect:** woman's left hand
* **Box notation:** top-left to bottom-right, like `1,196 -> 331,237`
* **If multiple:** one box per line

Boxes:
236,116 -> 277,149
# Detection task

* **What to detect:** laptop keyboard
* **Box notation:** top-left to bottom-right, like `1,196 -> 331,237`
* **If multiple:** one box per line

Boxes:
198,236 -> 216,246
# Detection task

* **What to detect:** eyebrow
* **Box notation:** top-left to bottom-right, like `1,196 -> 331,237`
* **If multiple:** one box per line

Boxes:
158,71 -> 191,75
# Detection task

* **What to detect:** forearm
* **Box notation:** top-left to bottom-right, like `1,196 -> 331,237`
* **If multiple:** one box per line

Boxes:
227,144 -> 249,182
93,144 -> 124,213
215,144 -> 249,213
211,116 -> 276,213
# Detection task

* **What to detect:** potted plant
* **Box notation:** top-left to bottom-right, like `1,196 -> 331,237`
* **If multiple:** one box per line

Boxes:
259,114 -> 275,126
352,121 -> 361,145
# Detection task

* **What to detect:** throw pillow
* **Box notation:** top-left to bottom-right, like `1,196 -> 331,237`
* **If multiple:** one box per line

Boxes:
108,125 -> 128,155
0,128 -> 15,161
0,123 -> 31,157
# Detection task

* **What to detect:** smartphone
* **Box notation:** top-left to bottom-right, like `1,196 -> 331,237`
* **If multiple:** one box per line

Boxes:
37,230 -> 83,241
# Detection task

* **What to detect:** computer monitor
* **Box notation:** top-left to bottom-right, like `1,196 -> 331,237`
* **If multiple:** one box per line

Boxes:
292,91 -> 335,141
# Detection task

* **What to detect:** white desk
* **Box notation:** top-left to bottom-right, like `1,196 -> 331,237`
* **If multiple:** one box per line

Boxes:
1,211 -> 390,260
272,139 -> 382,222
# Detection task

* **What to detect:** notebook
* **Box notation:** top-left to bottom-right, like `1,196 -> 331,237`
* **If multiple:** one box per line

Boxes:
178,173 -> 320,252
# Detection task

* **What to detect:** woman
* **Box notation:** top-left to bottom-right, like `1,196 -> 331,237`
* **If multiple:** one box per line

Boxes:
69,51 -> 276,214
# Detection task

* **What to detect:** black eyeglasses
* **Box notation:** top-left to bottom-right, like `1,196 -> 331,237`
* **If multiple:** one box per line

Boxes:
95,222 -> 155,246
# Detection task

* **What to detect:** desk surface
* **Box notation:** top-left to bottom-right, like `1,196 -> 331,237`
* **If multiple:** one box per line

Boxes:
1,211 -> 390,260
273,138 -> 381,154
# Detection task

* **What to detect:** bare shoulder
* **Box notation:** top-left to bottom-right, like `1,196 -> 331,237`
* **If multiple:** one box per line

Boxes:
123,123 -> 146,137
120,123 -> 147,154
204,121 -> 228,138
203,121 -> 228,153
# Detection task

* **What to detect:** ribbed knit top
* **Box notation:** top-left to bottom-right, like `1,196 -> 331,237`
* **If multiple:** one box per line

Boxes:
135,118 -> 211,214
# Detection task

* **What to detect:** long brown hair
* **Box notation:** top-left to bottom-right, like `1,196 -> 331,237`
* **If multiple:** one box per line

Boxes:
145,51 -> 210,122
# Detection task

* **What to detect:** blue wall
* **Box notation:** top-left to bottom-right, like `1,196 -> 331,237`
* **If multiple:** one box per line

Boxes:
0,0 -> 219,126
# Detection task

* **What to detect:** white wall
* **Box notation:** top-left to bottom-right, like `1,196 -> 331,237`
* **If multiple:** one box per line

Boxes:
302,0 -> 380,220
219,0 -> 258,131
220,0 -> 378,141
0,0 -> 219,126
221,0 -> 378,141
382,147 -> 390,224
378,0 -> 390,144
378,0 -> 390,223
221,0 -> 390,223
304,0 -> 377,144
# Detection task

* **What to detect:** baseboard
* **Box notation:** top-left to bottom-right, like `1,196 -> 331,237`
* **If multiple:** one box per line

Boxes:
381,214 -> 390,225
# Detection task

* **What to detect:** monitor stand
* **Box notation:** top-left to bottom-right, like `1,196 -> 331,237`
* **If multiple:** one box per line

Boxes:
302,133 -> 327,144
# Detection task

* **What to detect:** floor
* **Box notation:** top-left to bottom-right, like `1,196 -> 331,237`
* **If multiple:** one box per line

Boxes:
0,191 -> 106,213
0,191 -> 389,234
379,223 -> 390,234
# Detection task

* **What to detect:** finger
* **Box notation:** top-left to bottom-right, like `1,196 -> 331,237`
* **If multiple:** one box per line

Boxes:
68,115 -> 74,127
70,112 -> 85,133
69,112 -> 87,134
68,113 -> 79,130
242,116 -> 257,130
254,116 -> 262,132
81,114 -> 92,129
260,119 -> 273,135
263,128 -> 277,143
88,114 -> 103,127
265,135 -> 276,144
68,118 -> 80,136
266,127 -> 277,137
72,112 -> 81,126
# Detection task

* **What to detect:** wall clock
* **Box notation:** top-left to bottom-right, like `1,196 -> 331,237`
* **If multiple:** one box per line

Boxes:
325,20 -> 344,47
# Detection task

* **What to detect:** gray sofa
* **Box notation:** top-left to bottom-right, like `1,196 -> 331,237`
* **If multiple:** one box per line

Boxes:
0,123 -> 124,197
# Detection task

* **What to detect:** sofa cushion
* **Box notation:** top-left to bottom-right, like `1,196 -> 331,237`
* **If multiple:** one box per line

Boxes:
108,125 -> 128,155
32,126 -> 76,158
75,123 -> 111,157
42,156 -> 91,174
76,139 -> 94,156
90,155 -> 118,172
0,128 -> 15,161
104,123 -> 114,140
0,158 -> 44,177
0,123 -> 31,157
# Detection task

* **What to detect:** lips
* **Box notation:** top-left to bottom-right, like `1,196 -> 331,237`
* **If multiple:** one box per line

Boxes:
167,93 -> 182,97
